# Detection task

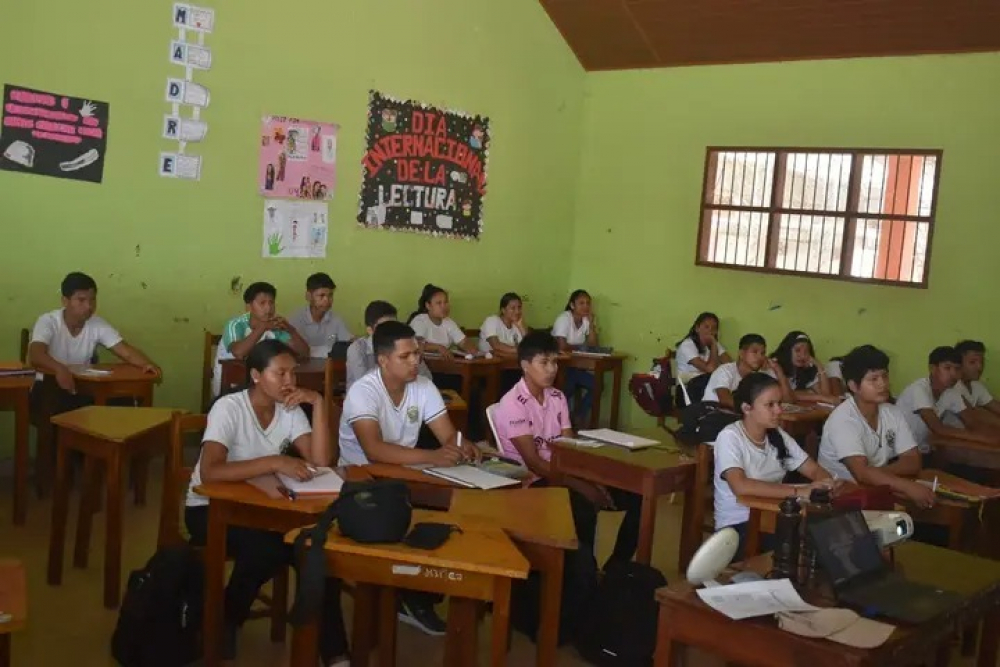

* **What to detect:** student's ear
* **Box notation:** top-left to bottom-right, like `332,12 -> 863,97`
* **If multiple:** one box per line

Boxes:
847,379 -> 859,395
366,326 -> 375,337
250,369 -> 261,385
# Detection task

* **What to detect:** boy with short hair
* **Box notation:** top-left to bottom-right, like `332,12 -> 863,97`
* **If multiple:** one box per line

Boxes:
896,346 -> 999,455
818,345 -> 936,508
943,340 -> 1000,429
288,272 -> 353,357
338,321 -> 479,635
214,282 -> 309,396
494,331 -> 642,569
29,271 -> 159,411
344,301 -> 431,389
701,333 -> 794,408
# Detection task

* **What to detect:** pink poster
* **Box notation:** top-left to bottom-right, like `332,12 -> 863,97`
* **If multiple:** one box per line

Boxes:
259,115 -> 338,199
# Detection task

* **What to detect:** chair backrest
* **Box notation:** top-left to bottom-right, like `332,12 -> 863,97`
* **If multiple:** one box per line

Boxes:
201,331 -> 222,413
485,403 -> 501,448
158,412 -> 208,549
323,358 -> 344,453
19,328 -> 29,364
690,441 -> 716,541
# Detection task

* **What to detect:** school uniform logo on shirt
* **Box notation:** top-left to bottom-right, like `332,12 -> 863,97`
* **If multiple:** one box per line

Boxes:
885,430 -> 895,450
406,406 -> 419,423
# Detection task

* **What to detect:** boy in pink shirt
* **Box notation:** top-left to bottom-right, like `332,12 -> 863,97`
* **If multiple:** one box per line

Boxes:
495,331 -> 641,569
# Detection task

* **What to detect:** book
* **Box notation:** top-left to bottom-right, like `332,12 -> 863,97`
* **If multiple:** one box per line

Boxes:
276,467 -> 344,495
577,428 -> 660,449
422,465 -> 521,489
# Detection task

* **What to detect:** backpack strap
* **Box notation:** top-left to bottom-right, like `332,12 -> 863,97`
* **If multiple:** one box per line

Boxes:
288,495 -> 344,626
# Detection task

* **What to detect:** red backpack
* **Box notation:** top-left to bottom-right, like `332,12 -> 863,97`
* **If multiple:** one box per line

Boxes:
628,354 -> 675,419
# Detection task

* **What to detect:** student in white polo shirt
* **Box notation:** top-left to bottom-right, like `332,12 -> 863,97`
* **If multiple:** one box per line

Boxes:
896,346 -> 998,458
478,292 -> 527,357
552,289 -> 601,426
338,320 -> 481,636
817,345 -> 936,508
701,333 -> 793,408
407,284 -> 478,358
769,331 -> 841,403
29,271 -> 160,414
345,301 -> 431,390
714,373 -> 836,560
943,340 -> 1000,430
674,312 -> 731,376
287,272 -> 353,358
185,339 -> 347,665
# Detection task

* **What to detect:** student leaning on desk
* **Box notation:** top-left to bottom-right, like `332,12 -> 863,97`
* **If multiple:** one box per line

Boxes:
28,271 -> 160,412
185,339 -> 348,665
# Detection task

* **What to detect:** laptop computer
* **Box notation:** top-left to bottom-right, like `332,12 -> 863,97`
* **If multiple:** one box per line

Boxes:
806,510 -> 963,624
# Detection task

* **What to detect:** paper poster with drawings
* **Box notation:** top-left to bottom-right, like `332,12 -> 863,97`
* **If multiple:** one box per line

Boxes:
358,90 -> 489,240
262,199 -> 328,258
259,115 -> 337,200
0,84 -> 110,183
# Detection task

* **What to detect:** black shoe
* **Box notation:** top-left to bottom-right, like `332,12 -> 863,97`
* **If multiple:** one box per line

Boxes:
398,599 -> 446,636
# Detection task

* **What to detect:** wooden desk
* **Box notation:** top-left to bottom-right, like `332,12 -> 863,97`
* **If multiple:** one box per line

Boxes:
780,404 -> 833,441
931,436 -> 1000,472
0,373 -> 32,525
451,487 -> 578,667
287,509 -> 530,667
0,559 -> 26,667
423,355 -> 503,411
220,357 -> 339,394
47,406 -> 177,608
653,540 -> 1000,667
550,429 -> 697,570
194,480 -> 341,667
564,352 -> 626,429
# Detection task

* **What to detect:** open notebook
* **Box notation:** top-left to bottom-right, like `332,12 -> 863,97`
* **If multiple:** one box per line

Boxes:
577,429 -> 660,449
276,467 -> 344,495
423,465 -> 521,489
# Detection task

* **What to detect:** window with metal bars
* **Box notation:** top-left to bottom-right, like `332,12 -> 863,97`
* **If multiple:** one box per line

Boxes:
696,148 -> 942,287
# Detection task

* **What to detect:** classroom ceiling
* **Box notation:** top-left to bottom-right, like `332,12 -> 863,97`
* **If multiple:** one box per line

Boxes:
539,0 -> 1000,70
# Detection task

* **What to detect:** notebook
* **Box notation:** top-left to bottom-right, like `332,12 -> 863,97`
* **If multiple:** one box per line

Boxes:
423,465 -> 521,489
577,429 -> 660,449
276,467 -> 344,495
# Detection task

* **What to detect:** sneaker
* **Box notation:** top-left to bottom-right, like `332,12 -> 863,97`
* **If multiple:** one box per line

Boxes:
398,599 -> 446,636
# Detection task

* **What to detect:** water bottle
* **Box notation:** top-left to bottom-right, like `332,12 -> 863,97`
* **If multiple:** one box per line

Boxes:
801,487 -> 834,585
771,496 -> 801,583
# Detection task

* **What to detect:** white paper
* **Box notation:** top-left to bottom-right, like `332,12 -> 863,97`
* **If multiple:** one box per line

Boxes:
170,40 -> 212,70
159,152 -> 201,180
263,199 -> 328,259
697,579 -> 819,620
277,467 -> 343,494
165,79 -> 210,107
173,3 -> 215,32
162,116 -> 208,142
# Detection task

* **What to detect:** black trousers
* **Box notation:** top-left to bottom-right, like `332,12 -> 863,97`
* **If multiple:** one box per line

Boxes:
185,506 -> 347,660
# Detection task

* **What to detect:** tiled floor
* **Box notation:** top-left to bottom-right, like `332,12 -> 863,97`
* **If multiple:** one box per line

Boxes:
0,464 -> 691,666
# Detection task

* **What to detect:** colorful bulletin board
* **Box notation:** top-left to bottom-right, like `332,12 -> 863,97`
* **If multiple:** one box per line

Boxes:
259,116 -> 338,200
1,84 -> 110,183
358,90 -> 490,240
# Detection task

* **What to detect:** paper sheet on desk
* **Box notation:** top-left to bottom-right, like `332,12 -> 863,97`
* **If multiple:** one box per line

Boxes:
697,578 -> 819,620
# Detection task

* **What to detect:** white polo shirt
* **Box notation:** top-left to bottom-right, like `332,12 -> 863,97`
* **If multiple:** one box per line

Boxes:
31,309 -> 122,366
478,315 -> 523,353
410,314 -> 466,348
947,380 -> 994,408
818,396 -> 918,481
895,377 -> 967,453
187,390 -> 312,506
552,311 -> 589,346
702,363 -> 775,403
338,370 -> 448,466
714,423 -> 809,529
675,338 -> 728,375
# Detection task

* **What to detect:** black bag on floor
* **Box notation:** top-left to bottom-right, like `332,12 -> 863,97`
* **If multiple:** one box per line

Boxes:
111,544 -> 204,667
575,561 -> 667,666
511,545 -> 598,645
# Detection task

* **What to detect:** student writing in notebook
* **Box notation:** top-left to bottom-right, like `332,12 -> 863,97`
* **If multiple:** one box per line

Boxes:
345,300 -> 432,390
337,321 -> 480,635
407,284 -> 477,358
185,340 -> 347,665
818,345 -> 936,509
493,331 -> 642,570
701,333 -> 794,409
769,330 -> 841,403
214,282 -> 310,396
29,271 -> 160,415
714,373 -> 837,560
552,289 -> 600,426
287,272 -> 352,358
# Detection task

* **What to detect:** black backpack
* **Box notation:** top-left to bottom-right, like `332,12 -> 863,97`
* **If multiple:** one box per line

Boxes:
111,544 -> 204,667
675,401 -> 741,444
575,561 -> 667,666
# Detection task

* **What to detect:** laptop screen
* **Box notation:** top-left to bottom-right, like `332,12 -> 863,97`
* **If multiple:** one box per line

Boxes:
806,510 -> 886,588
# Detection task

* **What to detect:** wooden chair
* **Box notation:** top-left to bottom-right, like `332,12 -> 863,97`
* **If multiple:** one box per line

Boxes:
18,329 -> 29,364
323,359 -> 344,456
158,412 -> 289,642
0,559 -> 26,667
688,441 -> 716,542
201,331 -> 222,414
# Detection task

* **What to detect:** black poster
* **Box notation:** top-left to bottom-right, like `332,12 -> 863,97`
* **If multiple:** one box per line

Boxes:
0,84 -> 110,183
358,90 -> 489,240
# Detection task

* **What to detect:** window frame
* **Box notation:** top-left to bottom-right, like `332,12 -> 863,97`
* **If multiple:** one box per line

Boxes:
695,146 -> 944,289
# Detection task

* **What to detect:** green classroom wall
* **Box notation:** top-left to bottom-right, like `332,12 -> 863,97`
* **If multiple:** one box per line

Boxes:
570,53 -> 1000,428
0,0 -> 585,453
